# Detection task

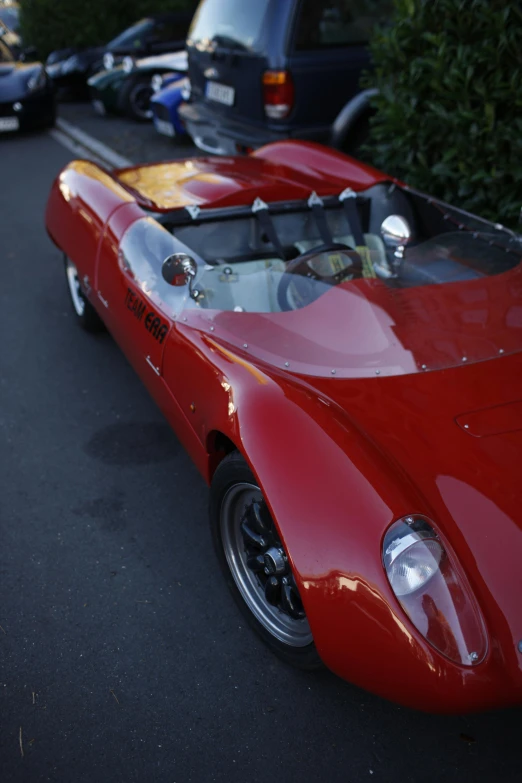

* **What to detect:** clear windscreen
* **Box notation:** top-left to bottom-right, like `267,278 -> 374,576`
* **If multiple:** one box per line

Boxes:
126,186 -> 522,378
176,197 -> 522,377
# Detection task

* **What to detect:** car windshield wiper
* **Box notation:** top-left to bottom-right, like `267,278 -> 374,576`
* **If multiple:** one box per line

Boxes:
211,34 -> 246,52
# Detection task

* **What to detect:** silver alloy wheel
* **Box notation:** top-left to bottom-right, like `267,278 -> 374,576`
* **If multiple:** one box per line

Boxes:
220,482 -> 313,647
65,257 -> 85,317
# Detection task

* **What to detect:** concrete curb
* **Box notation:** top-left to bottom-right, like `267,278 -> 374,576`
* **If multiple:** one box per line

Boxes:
53,117 -> 133,169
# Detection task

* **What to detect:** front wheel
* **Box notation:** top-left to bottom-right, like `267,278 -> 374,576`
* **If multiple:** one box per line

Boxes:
120,76 -> 153,121
210,451 -> 322,670
64,256 -> 104,332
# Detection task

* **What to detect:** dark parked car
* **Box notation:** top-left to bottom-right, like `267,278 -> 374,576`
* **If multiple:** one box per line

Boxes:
46,11 -> 193,97
179,0 -> 393,155
88,50 -> 187,121
0,37 -> 55,132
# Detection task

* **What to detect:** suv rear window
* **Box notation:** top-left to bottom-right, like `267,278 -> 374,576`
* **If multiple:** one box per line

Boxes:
294,0 -> 394,49
188,0 -> 271,51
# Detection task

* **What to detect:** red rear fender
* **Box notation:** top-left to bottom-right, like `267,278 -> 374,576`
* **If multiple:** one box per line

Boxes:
252,140 -> 389,192
45,160 -> 136,282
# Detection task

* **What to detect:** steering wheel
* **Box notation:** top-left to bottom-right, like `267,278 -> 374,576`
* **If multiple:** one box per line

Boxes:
277,243 -> 365,312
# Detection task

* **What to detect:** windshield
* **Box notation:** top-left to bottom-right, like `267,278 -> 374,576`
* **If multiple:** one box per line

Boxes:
180,238 -> 522,378
107,19 -> 154,50
0,37 -> 13,62
0,5 -> 19,31
127,184 -> 522,378
186,191 -> 522,377
188,0 -> 271,51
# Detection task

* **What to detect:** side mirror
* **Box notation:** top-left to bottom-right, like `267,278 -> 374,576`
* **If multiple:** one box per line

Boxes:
380,215 -> 412,260
161,253 -> 197,287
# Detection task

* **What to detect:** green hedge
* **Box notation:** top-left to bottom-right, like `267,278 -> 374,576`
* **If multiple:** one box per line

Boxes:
364,0 -> 522,228
19,0 -> 198,59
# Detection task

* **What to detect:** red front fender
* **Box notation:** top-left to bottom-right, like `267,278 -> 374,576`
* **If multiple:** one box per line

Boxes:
161,324 -> 518,712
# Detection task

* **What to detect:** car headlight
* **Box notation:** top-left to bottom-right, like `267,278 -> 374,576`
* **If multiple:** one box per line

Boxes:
27,67 -> 47,92
122,56 -> 134,74
151,73 -> 164,93
61,54 -> 81,74
383,515 -> 487,666
103,52 -> 114,70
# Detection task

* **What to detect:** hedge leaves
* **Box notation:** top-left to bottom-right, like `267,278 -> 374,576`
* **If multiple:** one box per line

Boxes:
20,0 -> 197,60
365,0 -> 522,227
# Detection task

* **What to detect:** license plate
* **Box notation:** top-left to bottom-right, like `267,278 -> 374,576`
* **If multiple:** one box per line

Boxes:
205,81 -> 235,106
0,116 -> 19,132
92,99 -> 106,116
154,118 -> 175,137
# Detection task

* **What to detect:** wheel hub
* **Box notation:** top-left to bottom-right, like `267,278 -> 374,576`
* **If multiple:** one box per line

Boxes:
220,483 -> 313,647
240,499 -> 306,621
263,547 -> 286,576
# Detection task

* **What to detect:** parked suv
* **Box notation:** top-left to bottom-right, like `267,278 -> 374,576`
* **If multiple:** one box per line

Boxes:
179,0 -> 393,155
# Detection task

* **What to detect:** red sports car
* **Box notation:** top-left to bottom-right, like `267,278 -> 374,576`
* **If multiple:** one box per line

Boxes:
46,141 -> 522,713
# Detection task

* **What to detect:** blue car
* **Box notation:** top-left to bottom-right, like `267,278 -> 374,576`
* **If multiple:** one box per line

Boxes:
150,76 -> 188,139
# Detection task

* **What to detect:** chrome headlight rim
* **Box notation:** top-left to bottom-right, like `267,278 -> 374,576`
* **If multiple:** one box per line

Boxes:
382,514 -> 488,667
103,51 -> 115,71
26,66 -> 47,93
122,56 -> 135,74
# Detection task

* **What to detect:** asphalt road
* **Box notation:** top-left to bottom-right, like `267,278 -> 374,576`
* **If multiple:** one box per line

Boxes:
1,127 -> 522,783
59,100 -> 198,163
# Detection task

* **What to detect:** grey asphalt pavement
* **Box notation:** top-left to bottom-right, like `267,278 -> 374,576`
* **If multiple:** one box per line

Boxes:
1,128 -> 522,783
58,100 -> 199,163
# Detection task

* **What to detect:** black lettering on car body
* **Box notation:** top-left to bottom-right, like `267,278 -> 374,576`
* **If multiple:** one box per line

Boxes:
157,323 -> 168,345
145,310 -> 169,343
125,288 -> 146,322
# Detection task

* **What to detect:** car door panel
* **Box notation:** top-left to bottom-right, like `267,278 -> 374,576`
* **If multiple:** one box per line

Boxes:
95,206 -> 174,393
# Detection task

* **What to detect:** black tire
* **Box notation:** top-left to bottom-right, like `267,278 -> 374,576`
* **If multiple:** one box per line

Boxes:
210,450 -> 323,670
64,255 -> 105,333
330,87 -> 377,156
340,111 -> 376,159
119,76 -> 153,121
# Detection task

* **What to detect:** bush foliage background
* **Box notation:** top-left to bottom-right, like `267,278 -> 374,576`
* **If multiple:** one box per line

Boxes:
364,0 -> 522,227
19,0 -> 198,59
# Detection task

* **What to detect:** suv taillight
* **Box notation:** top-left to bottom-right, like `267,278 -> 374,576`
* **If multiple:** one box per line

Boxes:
262,70 -> 294,119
